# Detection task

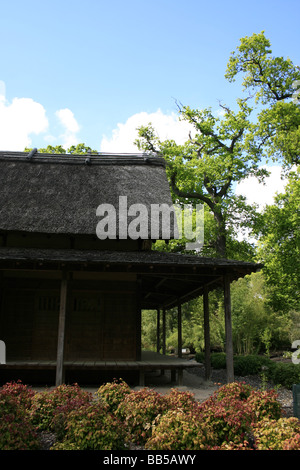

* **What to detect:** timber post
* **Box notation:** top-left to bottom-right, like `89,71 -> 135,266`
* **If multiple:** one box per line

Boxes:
177,301 -> 182,358
162,307 -> 166,355
156,308 -> 160,353
203,286 -> 211,380
224,274 -> 234,383
56,270 -> 68,386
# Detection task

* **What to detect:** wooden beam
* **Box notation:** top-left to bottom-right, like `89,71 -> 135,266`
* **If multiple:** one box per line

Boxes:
224,274 -> 234,383
56,271 -> 68,386
203,286 -> 211,380
177,302 -> 182,358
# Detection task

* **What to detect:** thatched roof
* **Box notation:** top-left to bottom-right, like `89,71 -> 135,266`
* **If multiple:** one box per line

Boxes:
0,151 -> 175,238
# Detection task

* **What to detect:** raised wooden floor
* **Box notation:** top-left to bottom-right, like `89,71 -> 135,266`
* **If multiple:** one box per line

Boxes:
0,350 -> 202,386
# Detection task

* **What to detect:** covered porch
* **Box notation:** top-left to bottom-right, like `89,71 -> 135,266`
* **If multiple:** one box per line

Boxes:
0,247 -> 261,386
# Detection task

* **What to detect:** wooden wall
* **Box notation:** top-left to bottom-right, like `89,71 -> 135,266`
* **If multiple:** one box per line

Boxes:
0,273 -> 139,362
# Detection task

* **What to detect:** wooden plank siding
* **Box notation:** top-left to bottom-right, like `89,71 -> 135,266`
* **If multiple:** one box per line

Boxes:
0,276 -> 139,364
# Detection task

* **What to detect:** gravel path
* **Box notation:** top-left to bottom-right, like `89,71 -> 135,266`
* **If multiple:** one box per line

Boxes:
133,366 -> 294,417
186,366 -> 294,417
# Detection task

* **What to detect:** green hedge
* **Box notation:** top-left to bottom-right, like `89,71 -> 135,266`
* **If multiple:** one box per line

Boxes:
268,363 -> 300,389
196,353 -> 300,389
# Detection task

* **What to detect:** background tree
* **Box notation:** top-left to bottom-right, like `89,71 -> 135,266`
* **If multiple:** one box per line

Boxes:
25,143 -> 98,155
136,99 -> 265,259
136,32 -> 299,261
255,170 -> 300,314
139,31 -> 299,355
225,31 -> 300,168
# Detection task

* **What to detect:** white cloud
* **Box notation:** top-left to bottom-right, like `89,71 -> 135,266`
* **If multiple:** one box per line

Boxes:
55,108 -> 80,149
100,109 -> 194,153
235,165 -> 288,210
0,83 -> 48,151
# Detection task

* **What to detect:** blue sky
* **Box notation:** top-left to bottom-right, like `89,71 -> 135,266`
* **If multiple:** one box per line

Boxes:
0,0 -> 299,205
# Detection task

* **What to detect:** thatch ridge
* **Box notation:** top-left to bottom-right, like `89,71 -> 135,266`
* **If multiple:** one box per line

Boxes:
0,151 -> 165,166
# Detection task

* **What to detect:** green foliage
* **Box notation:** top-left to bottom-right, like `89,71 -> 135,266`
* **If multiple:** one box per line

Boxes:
196,352 -> 300,390
225,30 -> 300,167
136,100 -> 261,258
233,355 -> 272,376
25,143 -> 98,155
52,402 -> 127,450
267,362 -> 300,390
136,31 -> 300,259
231,272 -> 272,354
225,31 -> 299,105
255,171 -> 300,313
196,351 -> 227,369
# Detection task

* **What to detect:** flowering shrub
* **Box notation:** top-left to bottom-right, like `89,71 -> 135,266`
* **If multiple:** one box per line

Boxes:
30,383 -> 93,431
213,381 -> 253,401
145,407 -> 213,450
282,433 -> 300,450
247,388 -> 282,421
0,380 -> 36,409
52,402 -> 127,450
116,387 -> 168,444
96,378 -> 131,412
198,395 -> 254,447
51,396 -> 98,441
253,417 -> 300,450
0,383 -> 40,450
0,379 -> 297,451
146,381 -> 286,450
164,388 -> 197,412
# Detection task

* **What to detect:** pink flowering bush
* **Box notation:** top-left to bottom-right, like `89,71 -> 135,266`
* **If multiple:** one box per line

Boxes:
283,433 -> 300,450
0,381 -> 40,450
247,388 -> 282,421
0,380 -> 36,409
116,387 -> 168,445
30,383 -> 93,432
52,402 -> 127,450
164,388 -> 197,412
252,417 -> 300,450
1,379 -> 299,451
145,406 -> 213,450
146,382 -> 290,450
96,378 -> 131,412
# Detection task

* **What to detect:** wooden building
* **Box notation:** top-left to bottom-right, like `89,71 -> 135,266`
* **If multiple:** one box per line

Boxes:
0,150 -> 261,386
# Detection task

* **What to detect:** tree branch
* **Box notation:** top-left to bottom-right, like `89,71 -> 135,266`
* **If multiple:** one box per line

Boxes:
169,171 -> 215,211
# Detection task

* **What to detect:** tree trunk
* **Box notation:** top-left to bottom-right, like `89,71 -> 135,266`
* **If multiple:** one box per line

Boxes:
213,208 -> 227,258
